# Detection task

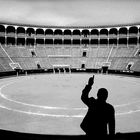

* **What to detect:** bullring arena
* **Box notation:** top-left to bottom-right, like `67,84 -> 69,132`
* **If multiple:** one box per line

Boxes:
0,73 -> 140,136
0,0 -> 140,140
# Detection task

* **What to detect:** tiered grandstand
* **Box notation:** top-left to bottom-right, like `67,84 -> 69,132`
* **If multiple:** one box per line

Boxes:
0,23 -> 140,73
0,22 -> 140,140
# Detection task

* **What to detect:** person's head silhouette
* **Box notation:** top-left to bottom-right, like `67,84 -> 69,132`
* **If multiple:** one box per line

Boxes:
97,88 -> 108,102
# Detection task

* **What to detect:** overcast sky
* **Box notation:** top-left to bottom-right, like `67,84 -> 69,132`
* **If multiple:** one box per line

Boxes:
0,0 -> 140,27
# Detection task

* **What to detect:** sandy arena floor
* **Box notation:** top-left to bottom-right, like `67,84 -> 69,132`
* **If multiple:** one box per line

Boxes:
0,73 -> 140,135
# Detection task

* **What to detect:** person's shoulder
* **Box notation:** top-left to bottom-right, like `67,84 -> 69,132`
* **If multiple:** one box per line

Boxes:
106,103 -> 115,112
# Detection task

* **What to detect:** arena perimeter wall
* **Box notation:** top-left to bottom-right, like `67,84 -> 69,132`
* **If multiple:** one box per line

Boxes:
0,68 -> 140,78
0,129 -> 140,140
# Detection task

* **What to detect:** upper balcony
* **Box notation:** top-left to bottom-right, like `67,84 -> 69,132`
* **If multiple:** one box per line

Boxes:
6,26 -> 15,37
109,28 -> 118,39
0,24 -> 140,44
26,27 -> 35,38
99,29 -> 108,39
0,25 -> 5,36
118,27 -> 128,38
17,27 -> 26,38
53,29 -> 63,39
45,29 -> 54,39
128,26 -> 139,37
72,29 -> 81,39
36,28 -> 45,38
90,29 -> 99,39
64,29 -> 72,39
81,29 -> 90,38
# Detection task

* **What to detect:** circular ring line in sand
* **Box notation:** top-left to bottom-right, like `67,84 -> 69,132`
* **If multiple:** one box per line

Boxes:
0,77 -> 140,117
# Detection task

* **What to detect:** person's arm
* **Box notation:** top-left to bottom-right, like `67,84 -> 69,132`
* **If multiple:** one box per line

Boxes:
81,76 -> 94,106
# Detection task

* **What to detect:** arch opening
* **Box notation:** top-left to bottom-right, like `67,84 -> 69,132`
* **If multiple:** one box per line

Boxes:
73,30 -> 81,36
0,37 -> 5,44
64,39 -> 71,45
91,39 -> 98,45
64,30 -> 71,35
118,38 -> 127,45
109,28 -> 118,35
36,39 -> 45,45
100,29 -> 108,36
26,38 -> 35,46
36,28 -> 44,35
82,29 -> 90,37
72,39 -> 81,45
81,39 -> 89,44
7,37 -> 15,45
109,39 -> 117,45
45,39 -> 53,44
91,29 -> 99,35
54,39 -> 62,44
54,29 -> 63,35
128,37 -> 137,45
129,26 -> 138,34
0,25 -> 5,32
45,29 -> 53,35
17,27 -> 25,34
26,28 -> 35,36
99,39 -> 108,45
82,51 -> 87,57
7,26 -> 15,34
119,27 -> 127,35
17,38 -> 25,46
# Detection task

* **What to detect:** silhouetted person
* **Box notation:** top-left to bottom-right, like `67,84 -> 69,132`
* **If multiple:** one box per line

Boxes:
31,50 -> 36,57
37,63 -> 41,69
80,75 -> 115,139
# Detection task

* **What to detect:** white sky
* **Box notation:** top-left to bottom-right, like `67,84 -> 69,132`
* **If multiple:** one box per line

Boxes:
0,0 -> 140,27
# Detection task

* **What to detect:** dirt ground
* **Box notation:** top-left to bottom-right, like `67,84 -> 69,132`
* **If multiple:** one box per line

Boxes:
0,73 -> 140,135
